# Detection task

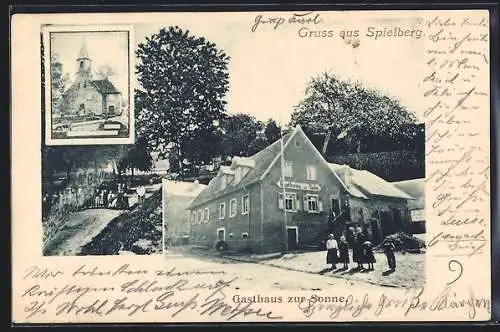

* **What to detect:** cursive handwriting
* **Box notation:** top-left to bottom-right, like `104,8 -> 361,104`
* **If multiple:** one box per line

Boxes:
424,13 -> 489,263
251,12 -> 322,32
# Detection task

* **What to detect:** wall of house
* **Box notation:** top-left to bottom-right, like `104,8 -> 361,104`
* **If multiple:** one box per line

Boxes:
260,133 -> 346,253
163,193 -> 193,246
189,183 -> 263,253
348,196 -> 411,244
61,83 -> 103,116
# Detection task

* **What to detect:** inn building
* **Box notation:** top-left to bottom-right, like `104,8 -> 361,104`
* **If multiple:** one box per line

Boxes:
188,125 -> 415,254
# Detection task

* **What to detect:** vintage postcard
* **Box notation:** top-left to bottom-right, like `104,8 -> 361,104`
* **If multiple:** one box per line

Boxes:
42,25 -> 134,145
11,9 -> 491,324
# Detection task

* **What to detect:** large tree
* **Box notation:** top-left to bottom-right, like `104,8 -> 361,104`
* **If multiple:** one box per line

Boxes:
50,53 -> 69,114
118,136 -> 153,176
135,26 -> 230,175
264,118 -> 281,144
219,113 -> 267,160
291,72 -> 417,154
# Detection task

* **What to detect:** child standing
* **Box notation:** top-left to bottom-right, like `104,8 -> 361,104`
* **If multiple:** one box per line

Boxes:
363,241 -> 376,270
338,235 -> 350,270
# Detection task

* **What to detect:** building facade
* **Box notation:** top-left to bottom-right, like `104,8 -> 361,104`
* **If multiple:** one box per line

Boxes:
188,126 -> 415,254
59,40 -> 122,118
162,179 -> 207,246
393,178 -> 425,234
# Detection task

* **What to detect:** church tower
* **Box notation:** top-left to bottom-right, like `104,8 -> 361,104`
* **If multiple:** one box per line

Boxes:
75,38 -> 92,83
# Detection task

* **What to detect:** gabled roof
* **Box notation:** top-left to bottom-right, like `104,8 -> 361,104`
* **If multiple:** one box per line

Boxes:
392,178 -> 425,199
91,79 -> 121,94
327,163 -> 414,200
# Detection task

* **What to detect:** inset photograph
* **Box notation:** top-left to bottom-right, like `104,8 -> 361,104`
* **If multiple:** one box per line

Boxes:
43,25 -> 134,145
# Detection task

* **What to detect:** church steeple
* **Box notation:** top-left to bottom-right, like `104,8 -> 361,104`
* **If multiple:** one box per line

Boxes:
77,39 -> 90,60
75,38 -> 92,83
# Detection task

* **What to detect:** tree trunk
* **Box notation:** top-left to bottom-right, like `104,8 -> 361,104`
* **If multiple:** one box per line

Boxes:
177,148 -> 183,178
321,130 -> 332,156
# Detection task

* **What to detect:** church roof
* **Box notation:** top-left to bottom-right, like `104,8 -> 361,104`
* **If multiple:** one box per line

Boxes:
78,40 -> 90,59
189,130 -> 295,209
91,79 -> 121,94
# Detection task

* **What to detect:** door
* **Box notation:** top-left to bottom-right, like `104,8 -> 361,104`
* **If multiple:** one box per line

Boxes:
217,228 -> 225,241
108,105 -> 115,116
391,208 -> 403,233
380,210 -> 395,236
370,218 -> 382,244
331,198 -> 341,216
287,227 -> 298,250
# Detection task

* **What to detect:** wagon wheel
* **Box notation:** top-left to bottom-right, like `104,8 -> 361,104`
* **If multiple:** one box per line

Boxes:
215,241 -> 228,252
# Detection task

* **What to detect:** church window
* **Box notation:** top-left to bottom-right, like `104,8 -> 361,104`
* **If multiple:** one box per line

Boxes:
80,61 -> 84,70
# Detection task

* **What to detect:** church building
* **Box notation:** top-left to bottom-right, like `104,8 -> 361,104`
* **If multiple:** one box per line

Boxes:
59,40 -> 122,118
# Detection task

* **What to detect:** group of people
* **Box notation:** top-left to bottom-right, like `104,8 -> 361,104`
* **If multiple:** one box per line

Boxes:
93,183 -> 130,210
325,226 -> 397,272
42,186 -> 91,217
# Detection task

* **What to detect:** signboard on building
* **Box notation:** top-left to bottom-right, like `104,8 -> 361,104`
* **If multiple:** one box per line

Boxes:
276,180 -> 321,192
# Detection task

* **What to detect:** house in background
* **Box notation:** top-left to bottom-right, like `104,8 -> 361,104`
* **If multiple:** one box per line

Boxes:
187,125 -> 415,254
392,178 -> 426,234
162,179 -> 207,247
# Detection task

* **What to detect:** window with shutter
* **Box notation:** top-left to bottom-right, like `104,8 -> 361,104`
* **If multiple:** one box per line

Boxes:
278,192 -> 296,211
305,194 -> 319,213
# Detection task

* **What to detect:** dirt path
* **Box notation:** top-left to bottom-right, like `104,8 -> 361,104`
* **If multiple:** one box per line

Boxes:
43,209 -> 124,256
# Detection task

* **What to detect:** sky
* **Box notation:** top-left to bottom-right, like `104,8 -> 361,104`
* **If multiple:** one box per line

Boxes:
50,30 -> 129,98
50,12 -> 424,126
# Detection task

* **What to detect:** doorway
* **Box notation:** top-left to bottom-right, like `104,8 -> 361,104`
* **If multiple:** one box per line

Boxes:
331,198 -> 341,216
216,227 -> 225,242
287,226 -> 298,250
108,105 -> 115,116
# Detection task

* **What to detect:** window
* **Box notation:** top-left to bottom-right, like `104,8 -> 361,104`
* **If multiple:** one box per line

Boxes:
229,199 -> 237,217
278,192 -> 297,211
241,195 -> 249,215
197,210 -> 202,224
219,202 -> 226,219
191,212 -> 196,225
217,228 -> 226,241
306,165 -> 317,181
284,160 -> 293,178
204,208 -> 209,223
306,195 -> 319,213
410,209 -> 425,222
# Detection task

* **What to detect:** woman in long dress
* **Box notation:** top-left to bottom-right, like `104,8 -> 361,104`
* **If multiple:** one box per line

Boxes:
325,234 -> 339,270
352,230 -> 364,270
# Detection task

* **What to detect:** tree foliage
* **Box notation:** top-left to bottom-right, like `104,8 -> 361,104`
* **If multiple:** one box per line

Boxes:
135,26 -> 230,174
96,64 -> 115,80
118,136 -> 153,176
264,118 -> 281,144
291,72 -> 417,154
219,113 -> 267,160
50,53 -> 70,113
